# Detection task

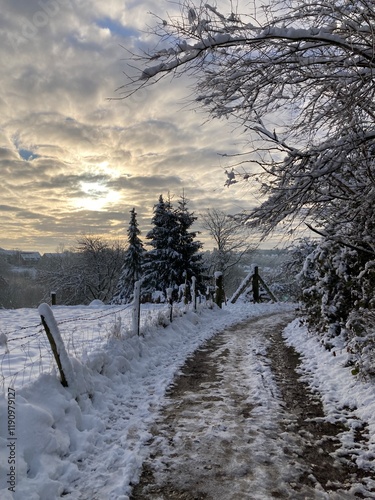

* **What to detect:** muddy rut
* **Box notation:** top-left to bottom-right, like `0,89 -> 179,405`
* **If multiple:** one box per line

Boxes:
130,312 -> 374,499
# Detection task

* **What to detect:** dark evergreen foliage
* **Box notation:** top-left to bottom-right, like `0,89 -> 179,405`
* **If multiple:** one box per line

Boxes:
175,192 -> 204,287
112,208 -> 145,304
143,194 -> 204,299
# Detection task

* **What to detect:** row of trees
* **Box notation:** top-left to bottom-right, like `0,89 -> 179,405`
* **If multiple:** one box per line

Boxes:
112,195 -> 259,304
39,237 -> 126,306
0,194 -> 256,308
112,194 -> 205,303
124,0 -> 375,376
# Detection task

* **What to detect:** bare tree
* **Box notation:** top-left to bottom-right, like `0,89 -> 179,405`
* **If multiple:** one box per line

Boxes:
39,236 -> 126,305
75,236 -> 126,303
200,208 -> 255,293
38,250 -> 85,305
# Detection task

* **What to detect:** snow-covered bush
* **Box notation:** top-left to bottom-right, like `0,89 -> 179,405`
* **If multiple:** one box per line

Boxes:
299,237 -> 375,378
107,316 -> 123,339
344,309 -> 375,376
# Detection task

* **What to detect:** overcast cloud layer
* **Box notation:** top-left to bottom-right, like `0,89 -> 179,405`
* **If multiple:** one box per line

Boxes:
0,0 -> 273,253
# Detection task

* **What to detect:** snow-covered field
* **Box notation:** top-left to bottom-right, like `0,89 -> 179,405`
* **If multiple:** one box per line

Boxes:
0,301 -> 170,390
0,300 -> 374,499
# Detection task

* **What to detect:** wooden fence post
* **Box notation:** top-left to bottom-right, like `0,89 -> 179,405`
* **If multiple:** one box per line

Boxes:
184,280 -> 189,305
230,271 -> 252,304
258,274 -> 278,302
231,266 -> 278,304
252,266 -> 260,303
191,276 -> 197,311
132,280 -> 141,336
215,272 -> 225,308
166,288 -> 173,322
38,303 -> 73,388
51,291 -> 56,306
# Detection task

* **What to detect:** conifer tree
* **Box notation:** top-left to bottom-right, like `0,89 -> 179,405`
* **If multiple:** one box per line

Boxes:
175,192 -> 204,286
143,193 -> 204,299
142,195 -> 179,297
112,208 -> 145,304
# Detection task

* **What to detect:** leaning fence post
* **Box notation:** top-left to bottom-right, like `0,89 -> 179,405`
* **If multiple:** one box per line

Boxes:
257,274 -> 278,302
38,303 -> 73,388
132,280 -> 141,336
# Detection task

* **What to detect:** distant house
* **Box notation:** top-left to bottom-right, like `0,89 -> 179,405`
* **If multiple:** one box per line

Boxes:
0,249 -> 41,266
20,252 -> 41,264
42,253 -> 63,259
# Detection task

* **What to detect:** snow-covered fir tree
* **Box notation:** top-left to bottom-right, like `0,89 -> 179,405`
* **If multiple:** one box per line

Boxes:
111,208 -> 145,304
143,194 -> 203,300
175,192 -> 204,289
142,195 -> 179,299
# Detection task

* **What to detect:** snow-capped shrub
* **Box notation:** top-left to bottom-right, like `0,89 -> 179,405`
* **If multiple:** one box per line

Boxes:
107,316 -> 123,339
299,236 -> 375,379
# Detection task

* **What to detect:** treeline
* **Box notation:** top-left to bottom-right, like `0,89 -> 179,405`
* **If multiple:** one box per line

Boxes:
0,238 -> 126,309
0,194 -> 265,308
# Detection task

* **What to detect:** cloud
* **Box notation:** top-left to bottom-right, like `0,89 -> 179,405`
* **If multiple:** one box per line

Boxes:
0,0 -> 267,253
0,148 -> 18,160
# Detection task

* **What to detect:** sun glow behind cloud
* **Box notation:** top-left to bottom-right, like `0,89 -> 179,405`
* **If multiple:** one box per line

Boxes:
74,180 -> 122,211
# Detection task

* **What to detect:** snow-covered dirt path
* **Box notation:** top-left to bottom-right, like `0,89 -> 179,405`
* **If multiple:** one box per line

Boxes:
130,313 -> 374,499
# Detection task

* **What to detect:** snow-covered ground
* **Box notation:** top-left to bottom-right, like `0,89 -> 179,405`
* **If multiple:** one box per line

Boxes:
0,300 -> 374,499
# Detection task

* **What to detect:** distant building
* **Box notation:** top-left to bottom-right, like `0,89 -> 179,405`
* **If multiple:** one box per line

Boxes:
42,253 -> 63,259
0,249 -> 41,266
20,252 -> 41,264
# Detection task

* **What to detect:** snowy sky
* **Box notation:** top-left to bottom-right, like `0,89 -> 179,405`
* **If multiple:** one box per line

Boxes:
0,0 -> 272,253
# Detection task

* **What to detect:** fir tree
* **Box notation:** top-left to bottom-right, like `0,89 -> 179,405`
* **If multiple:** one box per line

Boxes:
175,192 -> 204,287
143,193 -> 204,300
142,195 -> 180,297
112,208 -> 145,304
